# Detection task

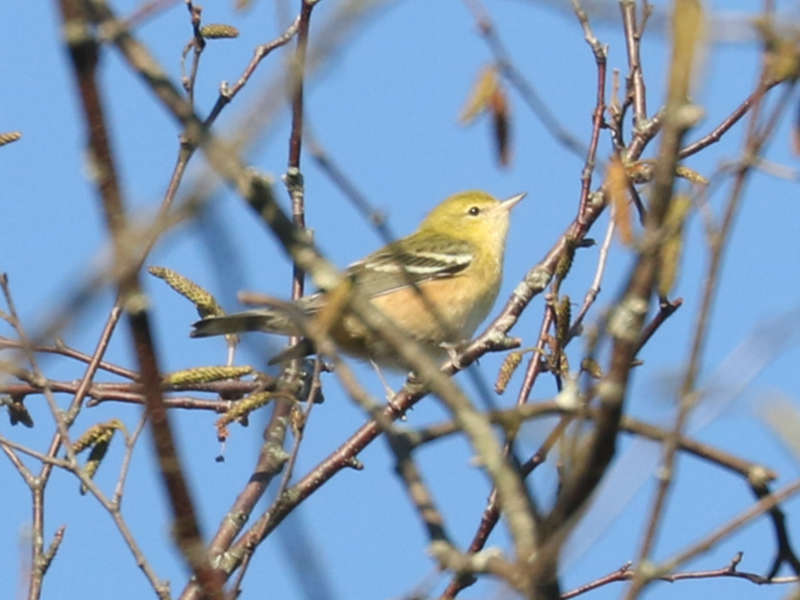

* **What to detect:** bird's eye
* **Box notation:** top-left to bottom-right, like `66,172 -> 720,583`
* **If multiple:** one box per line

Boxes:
468,206 -> 481,216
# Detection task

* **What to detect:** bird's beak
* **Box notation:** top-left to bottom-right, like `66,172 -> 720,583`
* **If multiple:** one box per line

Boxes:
500,192 -> 526,211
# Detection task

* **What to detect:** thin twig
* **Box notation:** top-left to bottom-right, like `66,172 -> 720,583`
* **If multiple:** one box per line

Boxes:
461,0 -> 588,160
562,553 -> 800,599
620,0 -> 647,128
56,2 -> 221,596
539,3 -> 705,594
572,0 -> 609,221
181,1 -> 205,105
112,415 -> 148,505
568,207 -> 615,340
678,79 -> 783,158
661,479 -> 800,576
625,27 -> 795,600
204,16 -> 301,126
0,336 -> 138,379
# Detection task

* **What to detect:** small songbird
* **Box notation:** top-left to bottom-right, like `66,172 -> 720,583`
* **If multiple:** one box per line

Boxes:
191,190 -> 524,368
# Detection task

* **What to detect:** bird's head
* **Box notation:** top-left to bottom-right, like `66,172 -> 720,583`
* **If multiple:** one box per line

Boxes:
418,190 -> 525,247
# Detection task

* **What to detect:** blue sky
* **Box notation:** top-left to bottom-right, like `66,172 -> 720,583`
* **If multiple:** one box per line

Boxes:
3,1 -> 800,599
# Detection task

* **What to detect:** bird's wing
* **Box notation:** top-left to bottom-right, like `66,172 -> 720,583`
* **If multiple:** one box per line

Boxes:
345,232 -> 474,299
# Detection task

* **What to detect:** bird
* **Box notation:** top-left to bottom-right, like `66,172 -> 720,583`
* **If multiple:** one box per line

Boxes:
191,190 -> 524,369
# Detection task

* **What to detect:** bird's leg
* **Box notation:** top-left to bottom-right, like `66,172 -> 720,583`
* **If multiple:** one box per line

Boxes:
369,359 -> 408,420
370,358 -> 396,400
439,340 -> 470,369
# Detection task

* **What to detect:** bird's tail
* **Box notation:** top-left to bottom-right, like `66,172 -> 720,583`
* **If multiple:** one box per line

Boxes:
190,309 -> 297,338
